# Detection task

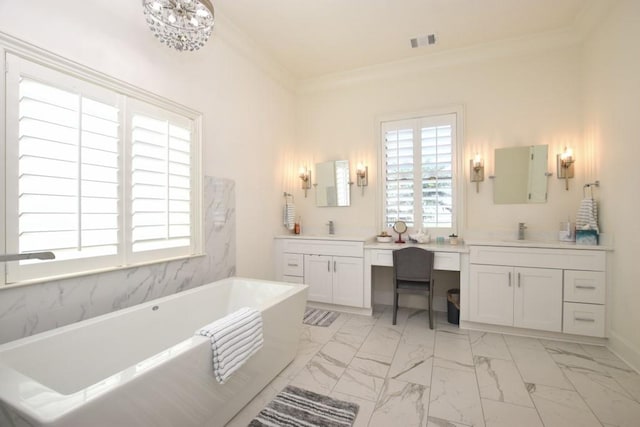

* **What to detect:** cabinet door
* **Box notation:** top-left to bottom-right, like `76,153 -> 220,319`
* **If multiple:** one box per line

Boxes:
513,267 -> 562,332
469,264 -> 514,326
332,256 -> 364,307
304,255 -> 333,303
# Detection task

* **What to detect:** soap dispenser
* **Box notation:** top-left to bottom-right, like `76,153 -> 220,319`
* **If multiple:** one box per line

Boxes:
518,222 -> 526,240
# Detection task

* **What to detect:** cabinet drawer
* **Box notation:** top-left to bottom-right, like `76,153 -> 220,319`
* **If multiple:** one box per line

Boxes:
434,252 -> 461,271
470,246 -> 605,271
370,249 -> 393,267
282,253 -> 304,276
563,302 -> 605,337
564,271 -> 605,304
283,239 -> 363,257
282,275 -> 304,284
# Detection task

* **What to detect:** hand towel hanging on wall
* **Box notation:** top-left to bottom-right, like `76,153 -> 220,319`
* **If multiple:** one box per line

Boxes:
576,197 -> 599,233
283,193 -> 295,231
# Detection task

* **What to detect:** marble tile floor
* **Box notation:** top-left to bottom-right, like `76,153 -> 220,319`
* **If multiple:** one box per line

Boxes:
226,307 -> 640,427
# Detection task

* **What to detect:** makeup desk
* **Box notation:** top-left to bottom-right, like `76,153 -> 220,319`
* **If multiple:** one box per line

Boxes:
364,241 -> 469,313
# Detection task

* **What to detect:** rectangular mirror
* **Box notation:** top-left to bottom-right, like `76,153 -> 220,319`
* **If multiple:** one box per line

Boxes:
315,160 -> 351,207
493,145 -> 548,204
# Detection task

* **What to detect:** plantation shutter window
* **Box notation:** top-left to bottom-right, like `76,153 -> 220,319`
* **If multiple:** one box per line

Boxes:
3,53 -> 202,285
17,82 -> 121,260
421,120 -> 454,228
129,101 -> 194,261
381,113 -> 457,233
383,123 -> 415,227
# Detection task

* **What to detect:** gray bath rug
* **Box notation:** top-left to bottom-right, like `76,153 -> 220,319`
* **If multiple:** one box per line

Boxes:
303,308 -> 339,327
249,385 -> 359,427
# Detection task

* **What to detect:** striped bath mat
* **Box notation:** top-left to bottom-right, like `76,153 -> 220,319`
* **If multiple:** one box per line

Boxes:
249,385 -> 359,427
303,308 -> 339,327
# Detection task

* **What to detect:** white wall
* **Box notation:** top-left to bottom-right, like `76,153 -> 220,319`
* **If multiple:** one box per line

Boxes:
292,40 -> 589,310
583,0 -> 640,371
294,43 -> 585,239
0,0 -> 296,280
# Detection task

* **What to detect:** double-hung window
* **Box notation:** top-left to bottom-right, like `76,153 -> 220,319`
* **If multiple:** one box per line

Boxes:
381,112 -> 460,234
3,53 -> 202,285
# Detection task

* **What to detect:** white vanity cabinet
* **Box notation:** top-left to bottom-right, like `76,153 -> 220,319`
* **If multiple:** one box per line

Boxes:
469,245 -> 607,336
275,237 -> 365,308
469,264 -> 562,331
304,254 -> 364,306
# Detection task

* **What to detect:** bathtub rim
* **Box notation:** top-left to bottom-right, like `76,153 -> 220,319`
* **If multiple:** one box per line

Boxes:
0,277 -> 308,424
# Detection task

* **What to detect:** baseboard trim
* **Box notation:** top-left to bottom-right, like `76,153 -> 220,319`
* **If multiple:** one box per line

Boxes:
459,320 -> 608,346
607,330 -> 640,374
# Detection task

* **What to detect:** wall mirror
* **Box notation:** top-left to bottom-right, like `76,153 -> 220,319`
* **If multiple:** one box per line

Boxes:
493,145 -> 548,204
315,160 -> 351,207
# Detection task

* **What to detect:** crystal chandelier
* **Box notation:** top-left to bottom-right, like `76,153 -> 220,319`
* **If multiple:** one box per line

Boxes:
142,0 -> 215,52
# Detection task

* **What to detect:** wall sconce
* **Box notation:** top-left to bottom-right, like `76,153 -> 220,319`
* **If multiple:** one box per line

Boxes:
298,166 -> 311,197
557,147 -> 575,191
470,154 -> 484,193
356,163 -> 368,195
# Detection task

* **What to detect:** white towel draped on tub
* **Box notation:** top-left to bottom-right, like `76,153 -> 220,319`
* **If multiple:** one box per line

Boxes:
196,307 -> 264,384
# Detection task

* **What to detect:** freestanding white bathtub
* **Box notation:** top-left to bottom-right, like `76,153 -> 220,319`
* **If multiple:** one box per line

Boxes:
0,277 -> 308,427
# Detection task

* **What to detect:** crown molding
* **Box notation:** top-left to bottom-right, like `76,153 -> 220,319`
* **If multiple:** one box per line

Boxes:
295,0 -> 622,96
296,26 -> 586,95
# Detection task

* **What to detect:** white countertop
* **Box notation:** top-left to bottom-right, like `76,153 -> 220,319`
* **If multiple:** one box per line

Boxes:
364,241 -> 469,253
465,239 -> 613,251
275,235 -> 612,251
275,234 -> 368,242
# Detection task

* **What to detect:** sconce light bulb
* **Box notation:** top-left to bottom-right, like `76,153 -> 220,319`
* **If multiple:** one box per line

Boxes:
473,153 -> 483,169
561,147 -> 573,163
298,167 -> 307,179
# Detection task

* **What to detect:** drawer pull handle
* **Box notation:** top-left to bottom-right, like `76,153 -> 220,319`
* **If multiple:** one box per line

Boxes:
327,261 -> 330,272
576,285 -> 596,290
517,272 -> 521,288
575,317 -> 596,322
508,271 -> 512,287
287,263 -> 298,267
334,261 -> 337,272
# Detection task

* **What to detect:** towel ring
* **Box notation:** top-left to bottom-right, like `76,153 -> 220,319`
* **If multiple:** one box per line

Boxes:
583,181 -> 600,198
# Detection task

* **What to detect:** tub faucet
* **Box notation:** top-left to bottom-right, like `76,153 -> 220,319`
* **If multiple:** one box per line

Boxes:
518,222 -> 527,240
327,220 -> 335,235
0,252 -> 55,262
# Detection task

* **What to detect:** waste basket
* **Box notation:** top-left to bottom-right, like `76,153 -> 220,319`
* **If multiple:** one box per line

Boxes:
447,288 -> 460,325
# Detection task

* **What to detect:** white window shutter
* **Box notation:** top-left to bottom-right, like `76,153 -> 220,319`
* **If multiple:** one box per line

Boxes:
383,127 -> 415,227
129,103 -> 193,261
421,121 -> 454,228
5,56 -> 122,283
3,53 -> 202,285
381,113 -> 457,232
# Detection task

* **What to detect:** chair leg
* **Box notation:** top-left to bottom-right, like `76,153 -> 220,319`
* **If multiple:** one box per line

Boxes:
392,291 -> 398,325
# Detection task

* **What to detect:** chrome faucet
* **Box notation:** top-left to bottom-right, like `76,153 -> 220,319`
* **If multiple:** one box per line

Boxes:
518,222 -> 527,240
327,220 -> 335,235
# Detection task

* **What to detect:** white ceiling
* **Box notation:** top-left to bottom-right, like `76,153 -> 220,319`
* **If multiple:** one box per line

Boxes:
214,0 -> 612,80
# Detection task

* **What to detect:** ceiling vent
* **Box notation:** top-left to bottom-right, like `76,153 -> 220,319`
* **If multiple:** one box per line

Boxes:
410,34 -> 437,48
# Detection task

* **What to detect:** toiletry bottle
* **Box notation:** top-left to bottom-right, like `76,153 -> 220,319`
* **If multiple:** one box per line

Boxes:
294,217 -> 301,235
